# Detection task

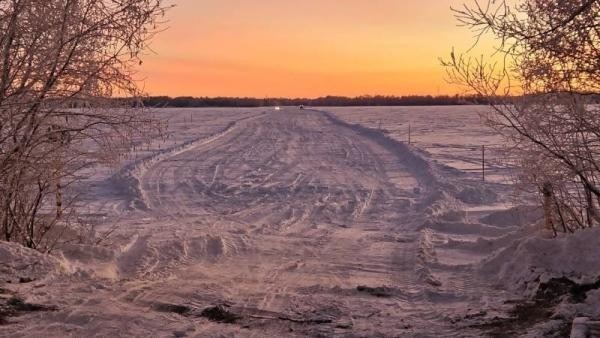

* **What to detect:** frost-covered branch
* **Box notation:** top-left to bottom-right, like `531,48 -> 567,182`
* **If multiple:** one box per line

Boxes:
443,0 -> 600,233
0,0 -> 170,251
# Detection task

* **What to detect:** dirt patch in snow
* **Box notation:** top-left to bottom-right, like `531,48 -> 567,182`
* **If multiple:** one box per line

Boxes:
0,297 -> 57,325
471,276 -> 600,337
356,285 -> 395,298
472,227 -> 600,336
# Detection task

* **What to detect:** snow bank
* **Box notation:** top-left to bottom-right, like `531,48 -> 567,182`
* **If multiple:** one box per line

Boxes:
479,227 -> 600,296
0,241 -> 61,283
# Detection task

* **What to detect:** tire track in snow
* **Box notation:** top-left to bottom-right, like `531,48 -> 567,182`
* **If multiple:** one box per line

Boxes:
110,108 -> 501,336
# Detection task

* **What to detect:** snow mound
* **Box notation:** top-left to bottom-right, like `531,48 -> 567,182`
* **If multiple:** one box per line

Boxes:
53,232 -> 251,281
421,190 -> 467,222
0,241 -> 61,283
479,227 -> 600,296
58,243 -> 119,279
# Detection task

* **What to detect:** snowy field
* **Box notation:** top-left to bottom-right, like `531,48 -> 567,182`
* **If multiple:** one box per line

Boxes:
2,106 -> 599,337
326,106 -> 512,183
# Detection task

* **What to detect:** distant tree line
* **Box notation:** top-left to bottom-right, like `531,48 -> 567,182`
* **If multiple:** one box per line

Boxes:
139,94 -> 508,108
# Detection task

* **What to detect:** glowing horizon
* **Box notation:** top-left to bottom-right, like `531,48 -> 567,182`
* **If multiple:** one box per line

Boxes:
139,0 -> 495,98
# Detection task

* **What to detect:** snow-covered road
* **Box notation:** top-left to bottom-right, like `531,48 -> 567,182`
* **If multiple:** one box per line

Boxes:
3,107 -> 526,337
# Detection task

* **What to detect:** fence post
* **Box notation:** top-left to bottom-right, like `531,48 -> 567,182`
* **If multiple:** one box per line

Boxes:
482,145 -> 485,182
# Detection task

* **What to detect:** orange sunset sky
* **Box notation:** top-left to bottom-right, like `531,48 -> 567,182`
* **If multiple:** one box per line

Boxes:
139,0 -> 495,98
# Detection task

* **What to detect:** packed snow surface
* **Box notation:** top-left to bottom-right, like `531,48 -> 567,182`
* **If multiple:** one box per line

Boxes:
1,106 -> 597,337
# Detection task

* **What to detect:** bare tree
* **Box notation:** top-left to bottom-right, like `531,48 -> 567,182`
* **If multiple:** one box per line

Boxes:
443,0 -> 600,234
0,0 -> 169,251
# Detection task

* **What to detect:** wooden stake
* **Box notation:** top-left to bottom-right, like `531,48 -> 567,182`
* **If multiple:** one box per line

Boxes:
542,182 -> 555,232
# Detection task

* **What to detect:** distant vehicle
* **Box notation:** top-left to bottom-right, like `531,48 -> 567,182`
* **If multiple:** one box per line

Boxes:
274,106 -> 281,111
299,105 -> 304,109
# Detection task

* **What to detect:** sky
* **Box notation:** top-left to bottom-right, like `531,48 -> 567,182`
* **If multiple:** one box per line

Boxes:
138,0 -> 495,98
